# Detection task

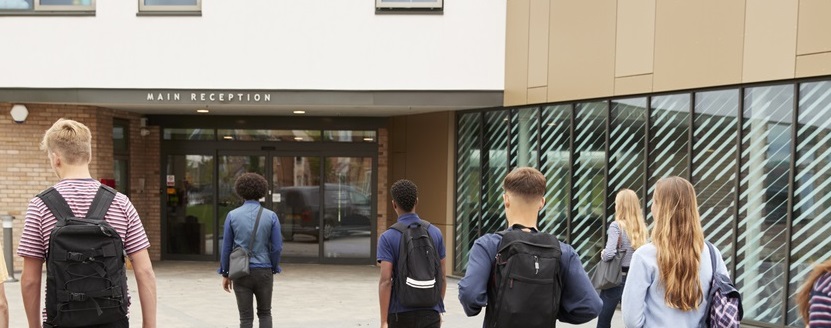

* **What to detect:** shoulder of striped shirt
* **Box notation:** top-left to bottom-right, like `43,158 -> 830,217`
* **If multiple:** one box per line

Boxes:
816,271 -> 831,291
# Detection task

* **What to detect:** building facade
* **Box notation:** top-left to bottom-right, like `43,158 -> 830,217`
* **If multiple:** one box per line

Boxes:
453,1 -> 831,328
3,1 -> 831,328
0,1 -> 505,273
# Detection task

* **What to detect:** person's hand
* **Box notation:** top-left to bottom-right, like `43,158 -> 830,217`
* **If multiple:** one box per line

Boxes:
222,277 -> 232,293
380,322 -> 388,328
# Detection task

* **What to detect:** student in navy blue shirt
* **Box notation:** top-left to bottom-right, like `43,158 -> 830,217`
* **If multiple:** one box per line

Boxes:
458,167 -> 602,326
378,179 -> 447,328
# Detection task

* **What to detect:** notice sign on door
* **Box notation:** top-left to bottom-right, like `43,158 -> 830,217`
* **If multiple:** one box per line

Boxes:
166,175 -> 175,187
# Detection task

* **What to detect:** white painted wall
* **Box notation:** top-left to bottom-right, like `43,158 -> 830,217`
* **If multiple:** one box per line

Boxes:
0,0 -> 505,90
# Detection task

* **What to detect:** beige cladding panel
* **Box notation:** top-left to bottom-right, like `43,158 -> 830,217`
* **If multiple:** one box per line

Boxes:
652,0 -> 745,92
615,0 -> 656,78
796,52 -> 831,78
527,86 -> 548,105
797,0 -> 831,55
547,0 -> 616,102
505,0 -> 531,106
743,1 -> 797,83
528,0 -> 550,88
614,74 -> 653,96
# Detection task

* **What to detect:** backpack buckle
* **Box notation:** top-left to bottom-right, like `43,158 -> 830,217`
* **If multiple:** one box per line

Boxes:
67,252 -> 87,262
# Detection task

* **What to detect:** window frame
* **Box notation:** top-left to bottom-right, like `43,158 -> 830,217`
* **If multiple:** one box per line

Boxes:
1,0 -> 95,12
375,0 -> 442,11
138,0 -> 201,13
36,0 -> 95,11
113,118 -> 131,196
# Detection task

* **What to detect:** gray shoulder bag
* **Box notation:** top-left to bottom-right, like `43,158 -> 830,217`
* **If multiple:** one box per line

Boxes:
228,206 -> 264,280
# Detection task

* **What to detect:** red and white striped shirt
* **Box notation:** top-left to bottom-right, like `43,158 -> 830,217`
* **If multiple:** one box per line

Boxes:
17,179 -> 151,260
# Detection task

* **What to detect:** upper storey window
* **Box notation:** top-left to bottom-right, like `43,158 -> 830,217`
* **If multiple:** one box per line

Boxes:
0,0 -> 95,13
139,0 -> 200,13
376,0 -> 442,13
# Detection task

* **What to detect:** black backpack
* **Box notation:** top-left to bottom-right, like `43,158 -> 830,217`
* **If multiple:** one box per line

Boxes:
485,224 -> 563,328
38,185 -> 129,327
390,219 -> 443,308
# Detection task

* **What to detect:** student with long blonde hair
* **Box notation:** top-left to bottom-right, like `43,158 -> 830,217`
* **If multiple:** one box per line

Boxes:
621,176 -> 729,328
596,189 -> 648,328
796,258 -> 831,327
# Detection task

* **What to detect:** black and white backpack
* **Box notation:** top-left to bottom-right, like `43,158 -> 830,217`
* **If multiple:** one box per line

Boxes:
390,219 -> 443,308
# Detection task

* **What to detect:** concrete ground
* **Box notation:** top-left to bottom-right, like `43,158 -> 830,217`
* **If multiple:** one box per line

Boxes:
4,262 -> 625,327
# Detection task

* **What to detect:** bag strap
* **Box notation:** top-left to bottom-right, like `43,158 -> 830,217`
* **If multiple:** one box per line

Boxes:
88,185 -> 116,220
390,219 -> 430,234
247,206 -> 265,253
700,241 -> 718,328
37,187 -> 74,220
37,185 -> 116,221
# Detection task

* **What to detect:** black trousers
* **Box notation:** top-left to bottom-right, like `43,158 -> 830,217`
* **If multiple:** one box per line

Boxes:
388,310 -> 441,328
45,317 -> 129,328
233,268 -> 274,328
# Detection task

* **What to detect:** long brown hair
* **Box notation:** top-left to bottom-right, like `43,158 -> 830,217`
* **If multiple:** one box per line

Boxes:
797,259 -> 831,324
614,189 -> 648,250
651,176 -> 705,311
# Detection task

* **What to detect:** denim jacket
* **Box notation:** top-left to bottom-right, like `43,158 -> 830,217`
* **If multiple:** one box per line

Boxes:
218,200 -> 283,276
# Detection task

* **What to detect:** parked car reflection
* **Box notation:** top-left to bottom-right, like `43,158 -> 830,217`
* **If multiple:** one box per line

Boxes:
276,184 -> 372,241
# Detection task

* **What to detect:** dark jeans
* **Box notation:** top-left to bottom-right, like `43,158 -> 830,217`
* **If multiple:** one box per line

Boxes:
597,273 -> 627,328
233,268 -> 274,328
388,310 -> 441,328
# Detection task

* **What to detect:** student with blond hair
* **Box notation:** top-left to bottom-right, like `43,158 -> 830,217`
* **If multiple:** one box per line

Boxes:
18,118 -> 157,328
596,189 -> 648,328
621,176 -> 729,328
797,258 -> 831,327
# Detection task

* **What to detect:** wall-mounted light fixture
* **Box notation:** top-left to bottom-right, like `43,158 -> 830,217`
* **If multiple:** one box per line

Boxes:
10,104 -> 28,124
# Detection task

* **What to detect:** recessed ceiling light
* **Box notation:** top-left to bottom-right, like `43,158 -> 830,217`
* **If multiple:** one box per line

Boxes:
197,109 -> 209,113
293,110 -> 306,114
294,137 -> 303,141
223,136 -> 233,140
363,137 -> 374,141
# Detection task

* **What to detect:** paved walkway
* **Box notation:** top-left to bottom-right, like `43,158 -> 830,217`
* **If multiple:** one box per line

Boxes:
4,262 -> 625,327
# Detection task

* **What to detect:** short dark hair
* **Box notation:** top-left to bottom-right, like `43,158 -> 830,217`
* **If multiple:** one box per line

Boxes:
234,173 -> 268,201
390,179 -> 418,213
503,167 -> 546,200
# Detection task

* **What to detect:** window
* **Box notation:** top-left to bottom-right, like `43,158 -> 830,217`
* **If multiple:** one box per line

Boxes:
139,0 -> 200,12
376,0 -> 442,12
113,119 -> 130,196
0,0 -> 94,12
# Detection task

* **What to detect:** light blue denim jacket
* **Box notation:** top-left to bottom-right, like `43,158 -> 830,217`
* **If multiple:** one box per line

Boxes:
218,200 -> 283,275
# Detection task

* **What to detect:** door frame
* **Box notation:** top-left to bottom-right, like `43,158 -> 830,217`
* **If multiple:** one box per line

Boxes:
161,144 -> 377,265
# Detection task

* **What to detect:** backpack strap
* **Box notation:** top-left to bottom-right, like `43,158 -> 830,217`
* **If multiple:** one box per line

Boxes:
497,223 -> 539,236
37,187 -> 75,221
390,219 -> 430,233
87,185 -> 117,220
37,185 -> 117,221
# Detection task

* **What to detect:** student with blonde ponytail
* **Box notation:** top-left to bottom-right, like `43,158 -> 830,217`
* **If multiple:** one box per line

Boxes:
796,258 -> 831,327
596,189 -> 647,328
621,176 -> 729,328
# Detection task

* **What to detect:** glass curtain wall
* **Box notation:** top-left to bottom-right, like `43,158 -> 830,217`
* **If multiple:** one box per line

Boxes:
455,79 -> 831,328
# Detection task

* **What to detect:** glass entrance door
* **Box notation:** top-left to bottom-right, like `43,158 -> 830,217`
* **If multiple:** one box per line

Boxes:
322,157 -> 374,261
163,151 -> 375,264
164,154 -> 216,260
